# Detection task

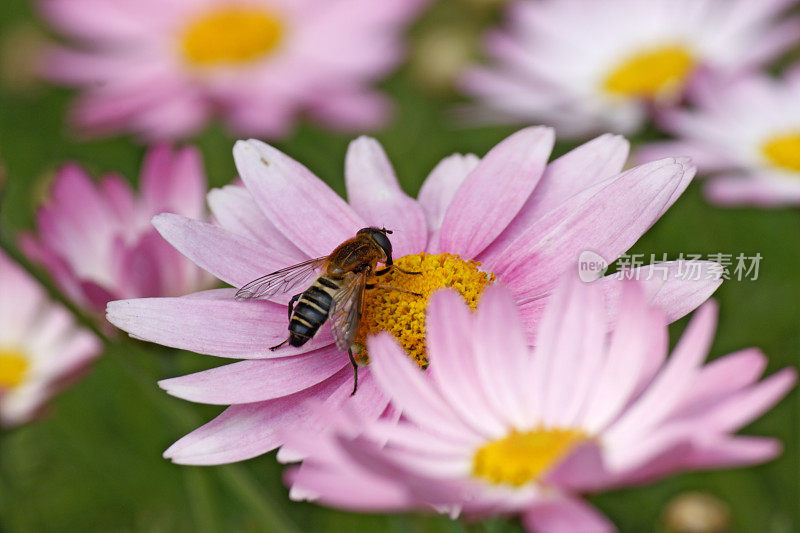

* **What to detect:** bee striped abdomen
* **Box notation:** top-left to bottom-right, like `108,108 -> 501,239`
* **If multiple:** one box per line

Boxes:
288,279 -> 338,346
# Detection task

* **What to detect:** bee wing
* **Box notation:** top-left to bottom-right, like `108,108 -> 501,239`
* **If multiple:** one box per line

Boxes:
234,257 -> 328,300
329,272 -> 367,353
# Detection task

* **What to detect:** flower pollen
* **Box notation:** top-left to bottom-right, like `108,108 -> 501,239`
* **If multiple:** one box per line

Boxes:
181,7 -> 284,67
355,253 -> 495,367
604,45 -> 695,98
761,132 -> 800,173
0,348 -> 29,390
472,428 -> 586,487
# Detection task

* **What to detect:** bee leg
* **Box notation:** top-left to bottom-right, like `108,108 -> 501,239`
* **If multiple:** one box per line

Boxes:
348,349 -> 359,396
270,338 -> 289,351
375,265 -> 421,276
287,293 -> 302,320
365,283 -> 422,297
394,266 -> 422,275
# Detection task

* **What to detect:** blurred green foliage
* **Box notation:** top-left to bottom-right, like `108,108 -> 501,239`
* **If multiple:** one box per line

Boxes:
0,0 -> 798,532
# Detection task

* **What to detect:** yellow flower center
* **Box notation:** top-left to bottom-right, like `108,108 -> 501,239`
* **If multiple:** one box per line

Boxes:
180,6 -> 284,67
761,132 -> 800,173
603,45 -> 695,98
0,348 -> 29,390
472,428 -> 586,487
355,253 -> 495,368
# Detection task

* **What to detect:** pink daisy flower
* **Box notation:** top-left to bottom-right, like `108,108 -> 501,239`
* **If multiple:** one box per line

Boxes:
460,0 -> 800,138
285,280 -> 796,532
105,127 -> 722,465
38,0 -> 428,140
0,250 -> 101,427
637,67 -> 800,207
22,144 -> 212,314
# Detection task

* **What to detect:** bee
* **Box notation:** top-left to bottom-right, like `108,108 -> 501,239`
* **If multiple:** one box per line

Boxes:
234,227 -> 420,395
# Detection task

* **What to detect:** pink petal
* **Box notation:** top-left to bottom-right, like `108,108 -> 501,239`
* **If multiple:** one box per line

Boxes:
233,139 -> 364,257
583,281 -> 667,433
141,144 -> 206,219
48,163 -> 115,249
114,232 -> 166,298
426,289 -> 505,437
278,372 -> 390,462
38,0 -> 161,42
373,420 -> 470,457
705,174 -> 800,207
334,433 -> 478,506
20,234 -> 87,308
530,276 -> 606,428
606,422 -> 699,475
685,436 -> 783,470
163,368 -> 350,465
472,284 -> 532,429
417,153 -> 479,233
604,301 -> 719,460
695,367 -> 796,433
344,137 -> 427,256
482,134 -> 629,261
223,99 -> 297,140
286,463 -> 413,511
307,90 -> 393,132
158,347 -> 347,404
128,90 -> 209,142
676,348 -> 768,414
633,141 -> 734,173
367,332 -> 482,444
152,213 -> 299,292
494,158 -> 696,301
78,279 -> 118,309
596,261 -> 724,324
522,497 -> 614,533
206,185 -> 306,261
439,127 -> 555,258
738,17 -> 800,69
275,371 -> 390,463
105,289 -> 333,358
100,174 -> 136,222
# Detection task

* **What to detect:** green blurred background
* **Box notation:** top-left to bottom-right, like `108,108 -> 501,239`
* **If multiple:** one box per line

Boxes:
0,0 -> 798,531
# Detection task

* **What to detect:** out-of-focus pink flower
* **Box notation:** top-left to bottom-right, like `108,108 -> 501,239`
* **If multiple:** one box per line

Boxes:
285,281 -> 796,533
460,0 -> 800,138
106,127 -> 722,465
0,250 -> 101,427
637,67 -> 800,207
38,0 -> 428,141
22,145 -> 212,314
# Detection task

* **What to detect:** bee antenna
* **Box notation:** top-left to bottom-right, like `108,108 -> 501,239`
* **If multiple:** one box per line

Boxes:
381,228 -> 393,234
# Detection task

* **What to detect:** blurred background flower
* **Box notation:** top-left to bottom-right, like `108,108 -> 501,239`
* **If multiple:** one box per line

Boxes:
460,0 -> 800,138
20,145 -> 212,314
37,0 -> 429,140
0,249 -> 101,427
637,66 -> 800,207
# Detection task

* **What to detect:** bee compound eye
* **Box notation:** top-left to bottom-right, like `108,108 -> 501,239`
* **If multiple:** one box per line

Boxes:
372,231 -> 392,256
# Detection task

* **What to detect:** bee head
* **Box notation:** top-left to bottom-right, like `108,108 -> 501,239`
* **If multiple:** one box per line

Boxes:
358,227 -> 393,262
